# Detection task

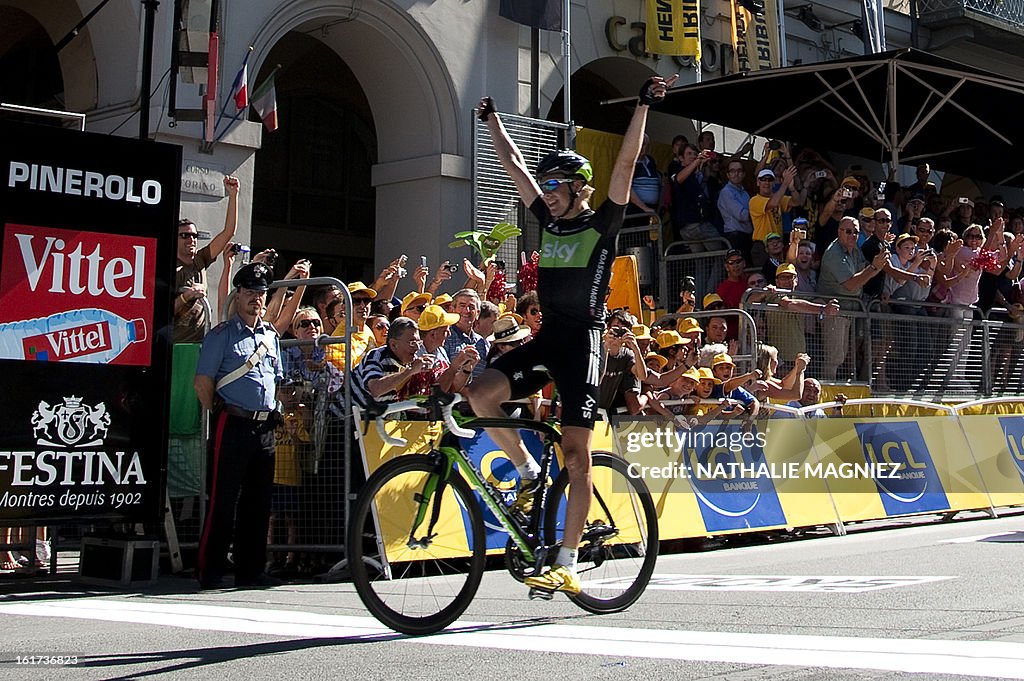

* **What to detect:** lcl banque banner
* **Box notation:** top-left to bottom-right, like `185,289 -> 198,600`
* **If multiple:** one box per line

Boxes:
0,121 -> 180,523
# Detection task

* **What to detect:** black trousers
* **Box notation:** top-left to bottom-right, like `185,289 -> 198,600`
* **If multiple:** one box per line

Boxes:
198,411 -> 276,582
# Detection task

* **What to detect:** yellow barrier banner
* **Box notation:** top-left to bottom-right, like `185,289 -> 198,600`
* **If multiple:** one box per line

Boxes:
959,414 -> 1024,508
613,418 -> 839,538
646,0 -> 701,59
809,417 -> 991,522
355,413 -> 1019,562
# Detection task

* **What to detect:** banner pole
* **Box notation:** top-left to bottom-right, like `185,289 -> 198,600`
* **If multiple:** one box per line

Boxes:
563,0 -> 574,149
777,0 -> 788,67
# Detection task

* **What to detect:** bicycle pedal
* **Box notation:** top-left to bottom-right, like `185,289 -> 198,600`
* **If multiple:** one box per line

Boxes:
528,587 -> 555,601
582,523 -> 618,543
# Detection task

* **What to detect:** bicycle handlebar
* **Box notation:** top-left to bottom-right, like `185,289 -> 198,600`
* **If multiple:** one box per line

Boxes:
374,393 -> 477,447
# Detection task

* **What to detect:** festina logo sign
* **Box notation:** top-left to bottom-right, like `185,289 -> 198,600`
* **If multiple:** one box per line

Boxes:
0,224 -> 156,366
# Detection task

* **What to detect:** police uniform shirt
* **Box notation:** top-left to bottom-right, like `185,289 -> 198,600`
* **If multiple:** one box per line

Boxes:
197,315 -> 282,411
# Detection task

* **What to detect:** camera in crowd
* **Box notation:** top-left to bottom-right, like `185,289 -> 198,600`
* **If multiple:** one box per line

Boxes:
768,139 -> 782,150
681,275 -> 697,293
230,243 -> 252,263
611,326 -> 628,337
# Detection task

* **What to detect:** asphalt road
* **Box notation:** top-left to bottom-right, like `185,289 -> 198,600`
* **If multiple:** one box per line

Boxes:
2,510 -> 1024,680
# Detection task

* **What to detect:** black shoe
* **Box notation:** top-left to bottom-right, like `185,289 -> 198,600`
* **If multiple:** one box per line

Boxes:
198,574 -> 225,590
235,573 -> 284,588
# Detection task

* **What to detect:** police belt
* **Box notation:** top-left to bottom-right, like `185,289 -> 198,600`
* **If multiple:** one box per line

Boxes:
222,404 -> 277,422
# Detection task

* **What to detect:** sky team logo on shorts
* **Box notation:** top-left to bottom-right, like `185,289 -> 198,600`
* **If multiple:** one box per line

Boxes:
854,422 -> 949,516
997,416 -> 1024,483
686,424 -> 786,532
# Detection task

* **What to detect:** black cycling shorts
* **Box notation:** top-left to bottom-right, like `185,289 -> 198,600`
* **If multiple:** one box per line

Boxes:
488,324 -> 603,428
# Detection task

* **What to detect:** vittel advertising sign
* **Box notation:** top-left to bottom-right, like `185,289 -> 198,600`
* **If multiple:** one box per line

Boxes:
0,121 -> 179,523
0,224 -> 156,365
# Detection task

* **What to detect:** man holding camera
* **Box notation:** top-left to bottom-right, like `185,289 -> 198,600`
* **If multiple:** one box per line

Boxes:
668,144 -> 721,251
175,175 -> 241,342
194,262 -> 283,589
749,166 -> 798,267
599,311 -> 647,416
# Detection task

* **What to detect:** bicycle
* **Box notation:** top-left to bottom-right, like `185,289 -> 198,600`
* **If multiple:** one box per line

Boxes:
347,391 -> 659,635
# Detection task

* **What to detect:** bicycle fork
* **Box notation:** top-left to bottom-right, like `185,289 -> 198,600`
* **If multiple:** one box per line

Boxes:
405,450 -> 451,550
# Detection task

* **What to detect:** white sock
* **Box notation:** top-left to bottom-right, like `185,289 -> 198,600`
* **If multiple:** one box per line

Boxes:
516,460 -> 540,483
556,547 -> 578,570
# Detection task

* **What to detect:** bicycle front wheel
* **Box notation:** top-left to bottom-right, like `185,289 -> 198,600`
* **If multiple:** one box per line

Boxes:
347,453 -> 486,635
544,452 -> 658,613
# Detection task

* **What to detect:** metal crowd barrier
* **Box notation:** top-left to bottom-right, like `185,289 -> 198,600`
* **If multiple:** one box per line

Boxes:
651,309 -> 759,375
660,238 -> 731,314
167,277 -> 356,577
618,216 -> 664,299
741,288 -> 1024,399
740,288 -> 870,385
980,307 -> 1024,396
865,299 -> 984,398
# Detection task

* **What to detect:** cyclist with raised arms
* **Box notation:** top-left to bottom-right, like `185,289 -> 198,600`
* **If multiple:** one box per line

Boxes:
469,74 -> 676,595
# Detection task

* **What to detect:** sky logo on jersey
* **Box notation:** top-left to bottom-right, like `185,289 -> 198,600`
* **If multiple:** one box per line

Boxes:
855,421 -> 949,516
539,229 -> 600,268
686,424 -> 785,532
997,416 -> 1024,483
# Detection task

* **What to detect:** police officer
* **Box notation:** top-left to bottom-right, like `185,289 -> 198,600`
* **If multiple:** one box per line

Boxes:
194,262 -> 283,589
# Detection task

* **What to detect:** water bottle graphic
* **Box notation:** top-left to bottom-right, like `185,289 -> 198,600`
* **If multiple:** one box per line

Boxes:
0,308 -> 147,364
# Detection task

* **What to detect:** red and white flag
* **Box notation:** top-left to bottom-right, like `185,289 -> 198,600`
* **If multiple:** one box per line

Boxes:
251,72 -> 278,132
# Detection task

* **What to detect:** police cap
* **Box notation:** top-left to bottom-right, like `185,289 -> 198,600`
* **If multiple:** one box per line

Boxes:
232,262 -> 273,291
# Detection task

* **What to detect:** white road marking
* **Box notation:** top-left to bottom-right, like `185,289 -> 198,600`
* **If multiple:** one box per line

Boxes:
940,532 -> 1024,544
2,599 -> 1024,678
587,574 -> 954,593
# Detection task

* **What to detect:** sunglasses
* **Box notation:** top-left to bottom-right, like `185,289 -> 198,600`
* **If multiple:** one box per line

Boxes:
296,319 -> 322,329
352,297 -> 372,305
179,233 -> 199,240
726,259 -> 744,266
539,178 -> 575,193
875,218 -> 892,224
411,304 -> 427,312
527,308 -> 541,315
841,229 -> 859,235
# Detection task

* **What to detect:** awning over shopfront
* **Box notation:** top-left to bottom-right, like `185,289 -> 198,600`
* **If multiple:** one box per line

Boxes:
655,48 -> 1024,187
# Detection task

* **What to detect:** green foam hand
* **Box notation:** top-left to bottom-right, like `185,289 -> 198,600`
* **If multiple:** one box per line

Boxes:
449,222 -> 521,262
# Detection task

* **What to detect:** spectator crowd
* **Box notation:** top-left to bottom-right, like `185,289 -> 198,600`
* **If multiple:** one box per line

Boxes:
164,135 -> 1024,583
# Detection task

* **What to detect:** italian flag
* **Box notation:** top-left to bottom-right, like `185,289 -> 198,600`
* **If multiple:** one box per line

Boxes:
251,73 -> 278,132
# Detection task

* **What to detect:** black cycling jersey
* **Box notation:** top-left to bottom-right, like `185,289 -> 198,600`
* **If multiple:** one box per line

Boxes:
530,196 -> 626,329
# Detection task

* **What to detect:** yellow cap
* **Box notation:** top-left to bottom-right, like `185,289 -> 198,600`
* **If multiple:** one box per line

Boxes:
417,304 -> 461,331
401,291 -> 432,314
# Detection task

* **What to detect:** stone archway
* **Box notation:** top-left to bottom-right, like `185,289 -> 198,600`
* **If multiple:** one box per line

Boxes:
248,1 -> 467,272
546,56 -> 694,144
0,2 -> 100,115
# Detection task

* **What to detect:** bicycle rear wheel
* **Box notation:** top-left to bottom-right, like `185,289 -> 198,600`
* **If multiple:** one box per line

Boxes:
544,452 -> 658,613
347,453 -> 486,635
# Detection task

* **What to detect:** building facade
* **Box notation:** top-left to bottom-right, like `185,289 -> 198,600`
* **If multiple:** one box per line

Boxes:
1,0 -> 1016,302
